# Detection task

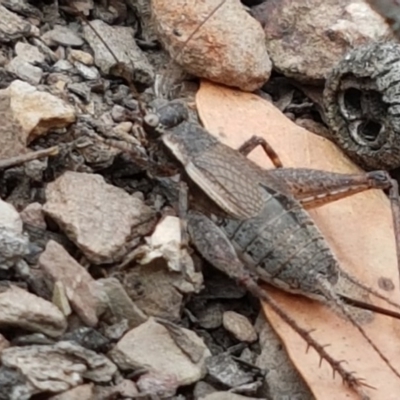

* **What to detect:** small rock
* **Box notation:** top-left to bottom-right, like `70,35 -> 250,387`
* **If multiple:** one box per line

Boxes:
93,378 -> 139,398
52,281 -> 72,317
196,303 -> 224,329
42,25 -> 84,47
252,0 -> 392,83
83,19 -> 154,86
43,171 -> 156,264
67,82 -> 91,103
137,215 -> 192,272
6,56 -> 43,85
152,0 -> 271,91
193,381 -> 217,399
0,366 -> 27,400
109,317 -> 211,387
74,62 -> 99,80
68,49 -> 94,65
61,327 -> 110,353
0,90 -> 27,159
39,240 -> 101,326
206,353 -> 255,387
53,59 -> 74,72
0,5 -> 32,42
114,379 -> 139,397
103,319 -> 130,341
48,384 -> 94,400
96,277 -> 147,328
121,263 -> 184,321
0,199 -> 22,233
222,311 -> 257,343
2,80 -> 76,143
20,202 -> 46,229
114,121 -> 132,133
0,285 -> 67,337
15,42 -> 45,64
136,371 -> 179,398
1,341 -> 117,397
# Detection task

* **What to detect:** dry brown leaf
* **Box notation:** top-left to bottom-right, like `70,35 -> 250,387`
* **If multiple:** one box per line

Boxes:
196,79 -> 400,399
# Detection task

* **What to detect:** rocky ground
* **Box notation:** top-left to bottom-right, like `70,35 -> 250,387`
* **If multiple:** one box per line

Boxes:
0,0 -> 397,399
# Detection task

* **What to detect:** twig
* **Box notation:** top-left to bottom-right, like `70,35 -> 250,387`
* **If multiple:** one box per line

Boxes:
0,146 -> 59,170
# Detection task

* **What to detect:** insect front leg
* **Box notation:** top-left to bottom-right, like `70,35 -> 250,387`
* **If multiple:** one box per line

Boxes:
237,135 -> 283,168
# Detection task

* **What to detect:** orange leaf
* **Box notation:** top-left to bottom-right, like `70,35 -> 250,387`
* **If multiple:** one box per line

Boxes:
196,79 -> 400,399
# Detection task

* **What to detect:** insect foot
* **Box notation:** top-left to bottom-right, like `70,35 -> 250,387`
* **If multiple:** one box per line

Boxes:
187,210 -> 373,397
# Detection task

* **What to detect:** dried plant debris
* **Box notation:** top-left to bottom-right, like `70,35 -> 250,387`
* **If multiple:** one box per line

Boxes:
324,41 -> 400,170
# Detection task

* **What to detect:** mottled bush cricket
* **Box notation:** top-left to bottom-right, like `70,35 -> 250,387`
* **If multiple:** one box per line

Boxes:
68,1 -> 400,396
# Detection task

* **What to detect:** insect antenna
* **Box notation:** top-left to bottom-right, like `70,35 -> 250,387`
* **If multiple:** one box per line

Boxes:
156,0 -> 228,99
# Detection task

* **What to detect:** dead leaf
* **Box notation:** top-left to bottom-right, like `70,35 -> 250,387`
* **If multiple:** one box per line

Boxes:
196,79 -> 400,400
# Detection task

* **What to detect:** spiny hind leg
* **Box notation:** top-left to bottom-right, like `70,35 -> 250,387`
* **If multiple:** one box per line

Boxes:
268,168 -> 393,209
187,210 -> 370,395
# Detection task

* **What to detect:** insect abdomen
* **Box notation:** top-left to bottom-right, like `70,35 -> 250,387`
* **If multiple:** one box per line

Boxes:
219,186 -> 339,297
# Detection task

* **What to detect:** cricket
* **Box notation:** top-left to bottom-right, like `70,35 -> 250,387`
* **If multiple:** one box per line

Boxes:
73,1 -> 400,398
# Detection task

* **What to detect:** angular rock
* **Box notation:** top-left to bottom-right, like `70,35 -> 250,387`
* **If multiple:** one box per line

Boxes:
137,215 -> 193,272
74,62 -> 99,80
61,327 -> 110,353
1,341 -> 117,398
6,57 -> 43,85
43,171 -> 156,264
39,240 -> 101,326
136,371 -> 179,398
206,353 -> 255,387
193,381 -> 217,399
0,199 -> 22,233
48,384 -> 94,400
42,25 -> 84,47
195,303 -> 224,329
252,0 -> 392,83
1,80 -> 76,144
152,0 -> 271,91
15,42 -> 45,64
68,49 -> 94,65
92,378 -> 139,399
20,202 -> 46,229
0,225 -> 30,270
222,311 -> 257,343
0,285 -> 67,337
109,317 -> 211,387
121,263 -> 185,321
0,89 -> 27,159
96,277 -> 147,328
0,5 -> 32,43
83,19 -> 154,86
